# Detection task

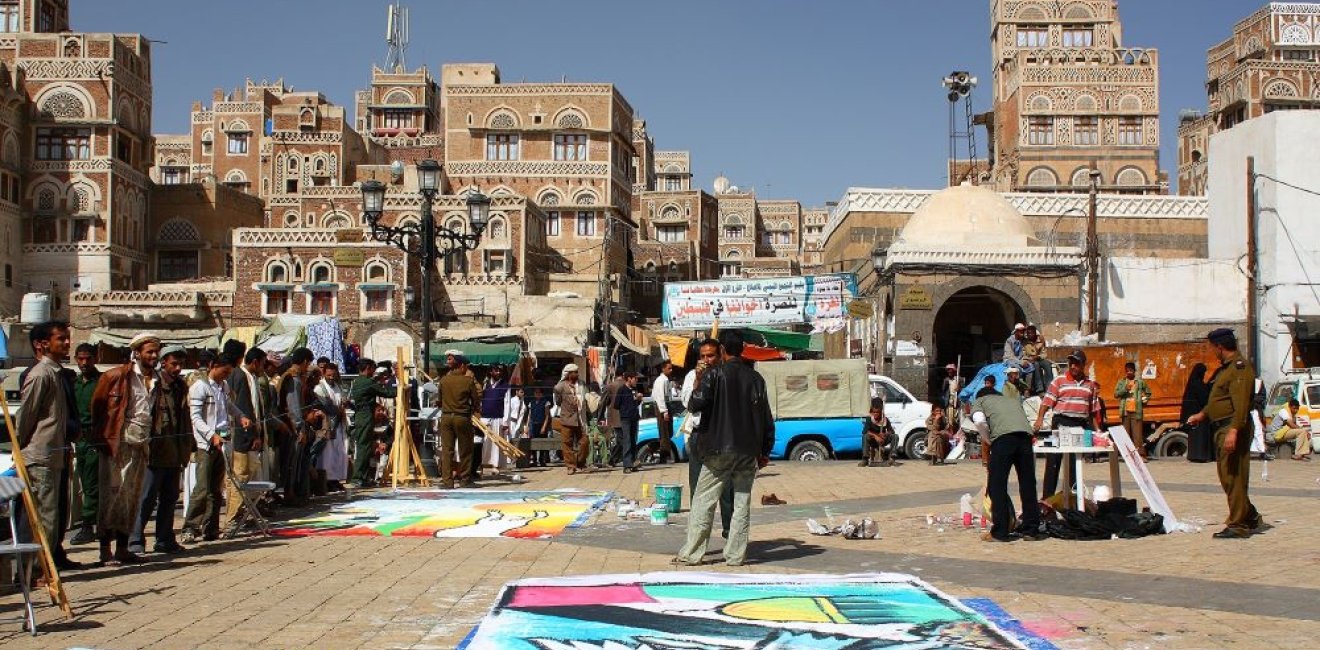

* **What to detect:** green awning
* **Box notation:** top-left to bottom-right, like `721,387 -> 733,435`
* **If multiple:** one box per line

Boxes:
744,326 -> 814,352
429,341 -> 522,366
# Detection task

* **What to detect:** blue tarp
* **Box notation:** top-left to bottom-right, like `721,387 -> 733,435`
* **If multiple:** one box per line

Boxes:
0,326 -> 8,361
960,362 -> 1009,404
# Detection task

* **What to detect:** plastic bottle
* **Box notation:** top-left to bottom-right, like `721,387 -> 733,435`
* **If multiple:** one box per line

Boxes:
1093,485 -> 1112,503
959,493 -> 973,527
1261,460 -> 1270,482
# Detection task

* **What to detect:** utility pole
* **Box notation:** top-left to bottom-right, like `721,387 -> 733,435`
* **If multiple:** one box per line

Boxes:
1086,166 -> 1101,335
1246,156 -> 1259,373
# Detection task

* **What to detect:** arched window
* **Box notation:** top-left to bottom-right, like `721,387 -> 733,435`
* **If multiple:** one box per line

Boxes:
445,217 -> 466,233
323,212 -> 351,229
40,90 -> 87,119
384,89 -> 413,105
1026,167 -> 1059,187
538,189 -> 561,206
364,261 -> 389,282
488,216 -> 507,240
266,261 -> 289,284
1116,167 -> 1147,187
309,262 -> 333,285
487,110 -> 518,129
158,218 -> 200,244
574,190 -> 598,205
1071,168 -> 1100,187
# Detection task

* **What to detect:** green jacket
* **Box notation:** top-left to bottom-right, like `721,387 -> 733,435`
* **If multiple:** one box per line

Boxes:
73,369 -> 101,433
1114,377 -> 1151,420
350,375 -> 395,440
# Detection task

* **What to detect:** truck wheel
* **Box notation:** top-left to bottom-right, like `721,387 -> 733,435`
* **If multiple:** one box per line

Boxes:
637,441 -> 662,465
789,440 -> 830,462
1154,430 -> 1188,458
904,430 -> 928,460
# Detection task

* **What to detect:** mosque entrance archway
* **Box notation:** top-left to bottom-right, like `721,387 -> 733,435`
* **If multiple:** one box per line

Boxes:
929,286 -> 1027,397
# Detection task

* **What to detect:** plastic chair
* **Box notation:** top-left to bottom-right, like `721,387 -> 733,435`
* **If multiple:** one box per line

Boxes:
0,475 -> 41,635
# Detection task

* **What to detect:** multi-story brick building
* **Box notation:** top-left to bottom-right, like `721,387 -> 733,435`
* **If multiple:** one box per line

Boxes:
986,0 -> 1165,194
629,122 -> 719,320
799,208 -> 829,274
0,0 -> 156,325
1177,2 -> 1320,196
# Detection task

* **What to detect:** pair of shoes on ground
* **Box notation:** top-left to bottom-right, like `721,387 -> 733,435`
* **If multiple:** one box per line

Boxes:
761,494 -> 787,506
981,531 -> 1045,543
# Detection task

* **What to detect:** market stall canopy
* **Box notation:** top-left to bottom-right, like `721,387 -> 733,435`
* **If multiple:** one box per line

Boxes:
429,341 -> 522,366
743,326 -> 817,353
0,326 -> 7,362
525,328 -> 584,355
609,324 -> 649,356
434,327 -> 525,343
87,327 -> 223,350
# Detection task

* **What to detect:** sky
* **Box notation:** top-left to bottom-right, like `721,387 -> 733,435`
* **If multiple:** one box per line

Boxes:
74,0 -> 1257,206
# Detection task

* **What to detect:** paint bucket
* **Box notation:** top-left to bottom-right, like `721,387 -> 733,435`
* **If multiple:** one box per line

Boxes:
655,484 -> 682,513
649,505 -> 669,525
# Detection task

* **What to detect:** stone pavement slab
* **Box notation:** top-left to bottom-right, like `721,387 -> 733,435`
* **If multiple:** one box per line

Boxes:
1,455 -> 1315,648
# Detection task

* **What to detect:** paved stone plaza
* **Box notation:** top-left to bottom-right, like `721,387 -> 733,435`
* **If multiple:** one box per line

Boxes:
2,456 -> 1316,649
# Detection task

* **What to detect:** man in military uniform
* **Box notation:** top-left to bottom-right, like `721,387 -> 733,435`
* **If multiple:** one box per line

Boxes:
349,358 -> 395,487
1187,328 -> 1262,539
437,352 -> 482,489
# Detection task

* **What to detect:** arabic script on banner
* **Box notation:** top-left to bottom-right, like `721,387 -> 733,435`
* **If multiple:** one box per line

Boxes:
662,274 -> 856,329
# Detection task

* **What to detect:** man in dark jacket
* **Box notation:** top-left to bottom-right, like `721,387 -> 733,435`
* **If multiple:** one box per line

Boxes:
614,372 -> 643,472
675,331 -> 774,567
128,345 -> 193,554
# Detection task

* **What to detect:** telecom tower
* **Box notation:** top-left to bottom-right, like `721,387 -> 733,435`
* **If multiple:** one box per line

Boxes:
385,1 -> 410,72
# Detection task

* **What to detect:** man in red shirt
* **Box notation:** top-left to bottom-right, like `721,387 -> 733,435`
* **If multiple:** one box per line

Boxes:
1032,349 -> 1103,500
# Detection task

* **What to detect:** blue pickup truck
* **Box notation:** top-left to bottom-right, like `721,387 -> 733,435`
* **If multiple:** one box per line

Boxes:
636,359 -> 918,462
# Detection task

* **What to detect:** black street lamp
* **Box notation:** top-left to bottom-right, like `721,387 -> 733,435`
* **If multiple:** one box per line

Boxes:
360,159 -> 490,376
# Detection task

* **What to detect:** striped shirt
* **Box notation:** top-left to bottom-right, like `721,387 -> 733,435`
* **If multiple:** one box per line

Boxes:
1040,374 -> 1101,421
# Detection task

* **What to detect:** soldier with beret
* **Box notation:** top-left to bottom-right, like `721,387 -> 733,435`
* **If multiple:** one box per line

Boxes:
1187,328 -> 1262,539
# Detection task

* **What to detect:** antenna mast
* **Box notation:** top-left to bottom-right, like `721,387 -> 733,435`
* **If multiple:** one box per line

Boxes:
942,71 -> 980,186
385,2 -> 410,72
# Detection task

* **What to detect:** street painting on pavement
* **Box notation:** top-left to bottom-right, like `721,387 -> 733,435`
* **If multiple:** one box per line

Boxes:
271,489 -> 612,539
459,572 -> 1055,649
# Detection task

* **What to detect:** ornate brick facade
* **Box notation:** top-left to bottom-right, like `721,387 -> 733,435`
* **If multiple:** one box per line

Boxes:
0,0 -> 155,325
988,0 -> 1165,194
1177,2 -> 1320,195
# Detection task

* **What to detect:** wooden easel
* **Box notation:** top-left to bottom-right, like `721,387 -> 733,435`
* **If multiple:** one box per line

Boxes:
384,347 -> 429,488
471,416 -> 525,461
0,393 -> 74,619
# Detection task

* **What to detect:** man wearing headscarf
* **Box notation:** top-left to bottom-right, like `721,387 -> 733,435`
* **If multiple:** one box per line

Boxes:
89,332 -> 162,564
553,364 -> 588,475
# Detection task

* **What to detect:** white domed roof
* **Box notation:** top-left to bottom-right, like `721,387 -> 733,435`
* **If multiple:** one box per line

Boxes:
897,182 -> 1038,248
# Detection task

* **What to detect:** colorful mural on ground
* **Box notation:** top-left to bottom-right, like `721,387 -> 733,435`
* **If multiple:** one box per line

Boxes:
271,489 -> 612,539
459,572 -> 1057,649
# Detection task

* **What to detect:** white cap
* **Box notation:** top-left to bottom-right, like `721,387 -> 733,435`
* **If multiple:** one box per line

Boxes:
563,364 -> 579,372
1013,323 -> 1025,331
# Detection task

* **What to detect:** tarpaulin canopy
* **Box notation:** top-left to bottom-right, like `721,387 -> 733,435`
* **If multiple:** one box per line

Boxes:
87,327 -> 223,350
610,324 -> 650,355
430,341 -> 522,366
434,327 -> 524,343
0,326 -> 8,361
743,326 -> 814,352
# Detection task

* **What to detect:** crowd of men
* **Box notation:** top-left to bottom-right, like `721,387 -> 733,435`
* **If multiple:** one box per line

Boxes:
9,320 -> 408,572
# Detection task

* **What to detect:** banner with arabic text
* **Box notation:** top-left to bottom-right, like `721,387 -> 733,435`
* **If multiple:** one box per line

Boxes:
661,274 -> 857,330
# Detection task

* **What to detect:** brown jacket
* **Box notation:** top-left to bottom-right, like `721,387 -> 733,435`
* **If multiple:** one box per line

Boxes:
91,363 -> 140,457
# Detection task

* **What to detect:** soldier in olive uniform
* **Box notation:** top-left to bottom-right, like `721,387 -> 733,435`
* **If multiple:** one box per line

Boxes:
438,352 -> 482,489
349,358 -> 395,487
1187,328 -> 1262,539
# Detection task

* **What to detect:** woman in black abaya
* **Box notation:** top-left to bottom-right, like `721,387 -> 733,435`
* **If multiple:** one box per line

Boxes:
1182,363 -> 1216,462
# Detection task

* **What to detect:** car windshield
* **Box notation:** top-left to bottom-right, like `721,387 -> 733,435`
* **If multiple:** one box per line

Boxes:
1270,383 -> 1296,407
1307,383 -> 1320,408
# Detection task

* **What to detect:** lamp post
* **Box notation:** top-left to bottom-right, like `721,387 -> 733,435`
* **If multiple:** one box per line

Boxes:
360,160 -> 490,376
871,245 -> 889,374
